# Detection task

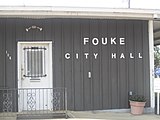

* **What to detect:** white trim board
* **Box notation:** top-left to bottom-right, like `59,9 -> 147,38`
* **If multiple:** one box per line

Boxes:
0,6 -> 160,20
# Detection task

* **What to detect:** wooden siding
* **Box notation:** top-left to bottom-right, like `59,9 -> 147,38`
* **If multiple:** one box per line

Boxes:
0,18 -> 150,110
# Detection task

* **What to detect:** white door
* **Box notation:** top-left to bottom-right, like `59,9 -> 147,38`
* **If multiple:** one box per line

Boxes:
18,41 -> 53,111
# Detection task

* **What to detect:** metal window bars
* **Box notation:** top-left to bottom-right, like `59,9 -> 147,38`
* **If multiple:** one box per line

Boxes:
23,47 -> 47,78
0,88 -> 67,119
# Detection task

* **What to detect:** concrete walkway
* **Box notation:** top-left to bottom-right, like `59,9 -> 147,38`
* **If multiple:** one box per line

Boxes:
1,111 -> 160,120
67,111 -> 160,120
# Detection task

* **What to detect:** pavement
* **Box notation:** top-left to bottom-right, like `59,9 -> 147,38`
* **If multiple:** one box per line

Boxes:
1,110 -> 160,120
67,111 -> 160,120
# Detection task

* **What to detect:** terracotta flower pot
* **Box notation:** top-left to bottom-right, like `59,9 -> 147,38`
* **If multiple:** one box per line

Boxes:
129,100 -> 146,115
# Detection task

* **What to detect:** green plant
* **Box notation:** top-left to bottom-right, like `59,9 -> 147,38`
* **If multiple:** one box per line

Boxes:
154,46 -> 160,69
129,95 -> 146,102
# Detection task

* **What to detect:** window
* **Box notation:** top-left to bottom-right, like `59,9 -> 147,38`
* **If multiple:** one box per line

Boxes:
23,47 -> 46,78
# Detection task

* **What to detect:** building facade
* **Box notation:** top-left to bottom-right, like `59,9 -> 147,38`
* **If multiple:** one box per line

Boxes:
0,18 -> 150,111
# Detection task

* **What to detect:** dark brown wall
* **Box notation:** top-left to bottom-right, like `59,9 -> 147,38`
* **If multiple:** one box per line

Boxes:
0,18 -> 150,110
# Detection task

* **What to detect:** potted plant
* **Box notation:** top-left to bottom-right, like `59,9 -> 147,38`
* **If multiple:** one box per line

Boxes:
129,95 -> 146,115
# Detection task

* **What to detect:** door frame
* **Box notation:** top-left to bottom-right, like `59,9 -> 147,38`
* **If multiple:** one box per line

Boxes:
17,41 -> 53,89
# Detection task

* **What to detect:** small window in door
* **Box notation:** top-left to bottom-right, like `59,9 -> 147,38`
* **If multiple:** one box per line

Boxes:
23,47 -> 47,78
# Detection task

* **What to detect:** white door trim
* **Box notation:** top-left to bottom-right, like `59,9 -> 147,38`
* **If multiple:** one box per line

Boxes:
17,41 -> 53,89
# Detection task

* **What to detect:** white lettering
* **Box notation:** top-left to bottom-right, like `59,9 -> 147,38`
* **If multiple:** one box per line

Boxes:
65,53 -> 70,59
84,38 -> 89,45
112,53 -> 116,59
102,38 -> 108,45
92,38 -> 99,45
120,53 -> 125,59
138,53 -> 143,58
83,37 -> 126,45
93,53 -> 98,59
120,38 -> 125,45
64,52 -> 143,60
111,37 -> 116,44
84,53 -> 89,59
130,53 -> 134,58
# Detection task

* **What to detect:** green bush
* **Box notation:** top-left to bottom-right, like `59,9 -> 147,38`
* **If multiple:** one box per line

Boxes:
129,95 -> 146,102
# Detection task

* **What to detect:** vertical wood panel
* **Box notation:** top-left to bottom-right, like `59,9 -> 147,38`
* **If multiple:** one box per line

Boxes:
5,19 -> 16,88
101,20 -> 112,109
117,20 -> 128,108
108,20 -> 119,108
134,21 -> 144,95
0,19 -> 5,87
142,21 -> 150,106
90,20 -> 101,110
126,21 -> 135,93
73,19 -> 83,110
82,19 -> 92,110
53,19 -> 63,87
63,19 -> 73,109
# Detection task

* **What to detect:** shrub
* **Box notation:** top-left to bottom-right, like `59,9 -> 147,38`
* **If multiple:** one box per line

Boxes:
129,95 -> 146,102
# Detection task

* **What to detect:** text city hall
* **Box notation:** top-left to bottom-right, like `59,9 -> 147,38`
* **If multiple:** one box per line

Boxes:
65,37 -> 143,60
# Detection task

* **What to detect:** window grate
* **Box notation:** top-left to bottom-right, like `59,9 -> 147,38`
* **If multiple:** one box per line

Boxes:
23,47 -> 46,78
